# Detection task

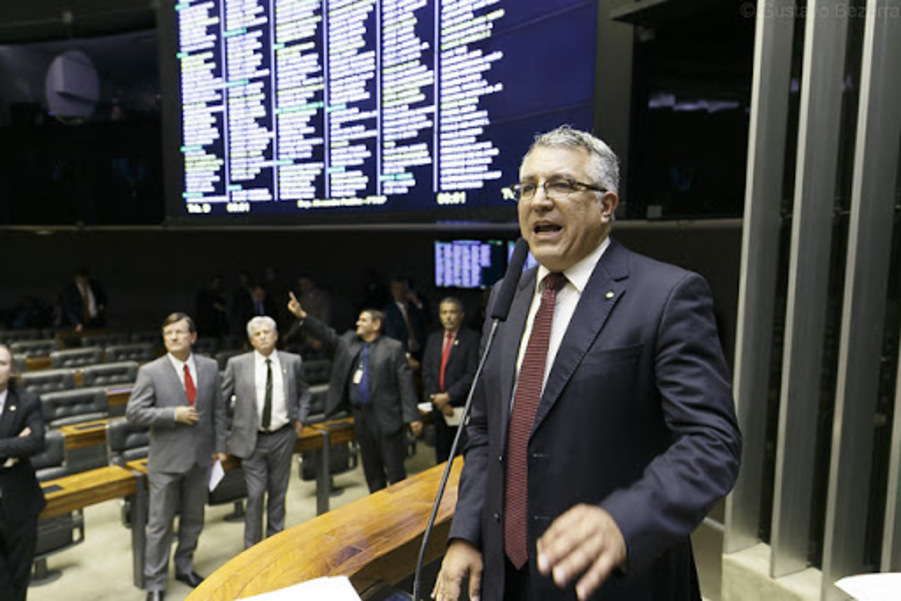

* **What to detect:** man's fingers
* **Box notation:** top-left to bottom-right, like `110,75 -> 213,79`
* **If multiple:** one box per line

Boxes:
574,550 -> 620,600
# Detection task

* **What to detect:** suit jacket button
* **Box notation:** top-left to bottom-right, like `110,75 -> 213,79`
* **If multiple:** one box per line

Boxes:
493,513 -> 500,522
498,455 -> 503,463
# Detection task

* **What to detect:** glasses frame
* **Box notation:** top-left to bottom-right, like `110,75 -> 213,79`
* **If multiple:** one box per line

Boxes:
507,177 -> 608,202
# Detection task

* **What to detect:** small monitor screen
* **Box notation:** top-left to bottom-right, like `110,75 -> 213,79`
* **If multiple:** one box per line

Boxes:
435,239 -> 506,288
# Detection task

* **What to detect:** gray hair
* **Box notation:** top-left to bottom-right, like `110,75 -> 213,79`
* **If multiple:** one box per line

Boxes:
525,125 -> 620,195
246,315 -> 277,337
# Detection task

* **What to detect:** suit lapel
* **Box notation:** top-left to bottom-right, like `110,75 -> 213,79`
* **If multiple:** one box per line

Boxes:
532,240 -> 630,434
498,268 -> 537,448
0,390 -> 19,438
163,357 -> 189,405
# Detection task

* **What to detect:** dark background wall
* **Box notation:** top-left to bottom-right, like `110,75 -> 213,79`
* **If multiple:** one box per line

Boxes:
0,222 -> 742,362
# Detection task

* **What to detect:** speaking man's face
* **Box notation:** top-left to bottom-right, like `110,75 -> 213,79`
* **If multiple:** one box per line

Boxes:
517,146 -> 616,272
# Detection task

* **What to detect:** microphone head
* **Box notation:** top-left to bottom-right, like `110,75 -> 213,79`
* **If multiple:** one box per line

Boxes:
490,237 -> 530,321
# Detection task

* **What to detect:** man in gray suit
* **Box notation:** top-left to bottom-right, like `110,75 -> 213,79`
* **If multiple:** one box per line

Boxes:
287,293 -> 423,492
222,316 -> 311,549
126,313 -> 227,601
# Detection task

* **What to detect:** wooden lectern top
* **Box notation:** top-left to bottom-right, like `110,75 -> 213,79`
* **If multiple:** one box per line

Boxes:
187,457 -> 463,600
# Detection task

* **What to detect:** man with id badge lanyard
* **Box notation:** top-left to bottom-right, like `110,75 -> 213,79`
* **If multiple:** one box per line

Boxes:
287,293 -> 422,492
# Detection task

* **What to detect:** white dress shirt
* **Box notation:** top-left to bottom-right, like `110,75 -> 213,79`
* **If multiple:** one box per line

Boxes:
167,353 -> 197,396
255,351 -> 288,431
515,237 -> 611,398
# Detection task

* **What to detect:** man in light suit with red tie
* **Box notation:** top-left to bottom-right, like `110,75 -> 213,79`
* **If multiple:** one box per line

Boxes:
434,126 -> 741,600
127,313 -> 227,601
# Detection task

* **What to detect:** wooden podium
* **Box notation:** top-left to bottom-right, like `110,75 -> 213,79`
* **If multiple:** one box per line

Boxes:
187,457 -> 463,600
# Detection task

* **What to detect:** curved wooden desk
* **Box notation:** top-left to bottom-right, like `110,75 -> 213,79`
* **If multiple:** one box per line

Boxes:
188,457 -> 462,600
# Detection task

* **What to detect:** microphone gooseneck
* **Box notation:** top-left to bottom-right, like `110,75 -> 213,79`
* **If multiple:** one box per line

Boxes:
411,237 -> 529,600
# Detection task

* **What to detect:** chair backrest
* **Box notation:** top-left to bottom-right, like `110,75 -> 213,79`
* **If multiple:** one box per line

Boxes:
215,348 -> 244,371
307,383 -> 330,418
49,346 -> 104,369
303,359 -> 332,385
193,338 -> 218,356
32,429 -> 67,481
12,353 -> 26,373
20,368 -> 76,394
80,361 -> 139,388
81,332 -> 131,347
0,329 -> 43,344
104,342 -> 156,363
9,339 -> 57,358
105,418 -> 149,466
40,387 -> 108,428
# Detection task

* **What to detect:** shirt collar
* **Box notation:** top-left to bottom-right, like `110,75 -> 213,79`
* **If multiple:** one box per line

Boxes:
254,350 -> 277,363
536,236 -> 610,293
167,353 -> 195,371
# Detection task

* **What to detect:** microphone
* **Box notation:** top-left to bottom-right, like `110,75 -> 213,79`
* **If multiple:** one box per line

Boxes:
490,237 -> 529,320
411,237 -> 530,600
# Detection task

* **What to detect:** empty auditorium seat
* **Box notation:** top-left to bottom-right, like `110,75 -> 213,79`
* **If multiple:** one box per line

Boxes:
302,359 -> 332,385
12,353 -> 26,373
193,337 -> 218,356
80,361 -> 139,388
32,429 -> 85,584
49,346 -> 104,369
20,369 -> 76,395
106,418 -> 149,528
40,387 -> 108,428
300,383 -> 357,481
105,418 -> 149,466
104,342 -> 156,363
81,332 -> 131,347
214,348 -> 244,371
0,328 -> 42,344
9,339 -> 57,358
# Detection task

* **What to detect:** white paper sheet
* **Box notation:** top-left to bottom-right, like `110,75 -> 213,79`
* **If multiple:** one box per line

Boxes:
835,572 -> 901,600
241,575 -> 361,600
208,459 -> 225,492
417,401 -> 464,426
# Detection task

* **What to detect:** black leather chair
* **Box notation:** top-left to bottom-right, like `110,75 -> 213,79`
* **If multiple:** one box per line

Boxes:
10,339 -> 57,358
0,328 -> 42,344
299,383 -> 358,481
104,342 -> 156,363
80,361 -> 139,388
40,387 -> 108,428
81,332 -> 130,347
214,348 -> 244,372
20,369 -> 76,395
31,430 -> 85,584
49,346 -> 104,369
106,418 -> 149,528
302,359 -> 332,385
12,353 -> 26,374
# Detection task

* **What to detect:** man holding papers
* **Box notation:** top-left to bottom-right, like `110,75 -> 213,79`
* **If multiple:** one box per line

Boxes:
421,297 -> 479,463
126,312 -> 227,601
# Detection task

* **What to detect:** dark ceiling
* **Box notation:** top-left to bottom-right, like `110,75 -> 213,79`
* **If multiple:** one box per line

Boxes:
0,1 -> 156,44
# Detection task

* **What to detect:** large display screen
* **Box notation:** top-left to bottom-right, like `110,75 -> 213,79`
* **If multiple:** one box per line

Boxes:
159,0 -> 597,225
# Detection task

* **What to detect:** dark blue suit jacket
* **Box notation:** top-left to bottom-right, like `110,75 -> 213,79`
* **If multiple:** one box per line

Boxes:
448,239 -> 741,600
0,389 -> 46,521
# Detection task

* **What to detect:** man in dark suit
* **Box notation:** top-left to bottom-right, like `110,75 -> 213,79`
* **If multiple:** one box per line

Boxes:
126,313 -> 228,601
383,277 -> 428,365
286,294 -> 423,492
422,296 -> 479,463
60,269 -> 107,332
222,316 -> 311,549
0,344 -> 46,601
434,126 -> 741,600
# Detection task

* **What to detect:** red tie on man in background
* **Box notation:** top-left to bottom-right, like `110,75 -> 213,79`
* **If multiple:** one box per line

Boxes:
183,364 -> 196,405
504,272 -> 566,569
438,330 -> 454,391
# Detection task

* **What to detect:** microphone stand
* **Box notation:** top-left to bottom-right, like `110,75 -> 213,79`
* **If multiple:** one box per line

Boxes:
410,318 -> 502,601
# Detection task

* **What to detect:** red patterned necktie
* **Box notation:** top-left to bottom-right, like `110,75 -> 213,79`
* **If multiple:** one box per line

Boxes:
504,272 -> 566,569
438,331 -> 453,391
183,364 -> 196,406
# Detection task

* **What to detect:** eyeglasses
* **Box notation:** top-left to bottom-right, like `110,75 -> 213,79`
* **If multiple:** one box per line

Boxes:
506,177 -> 607,202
